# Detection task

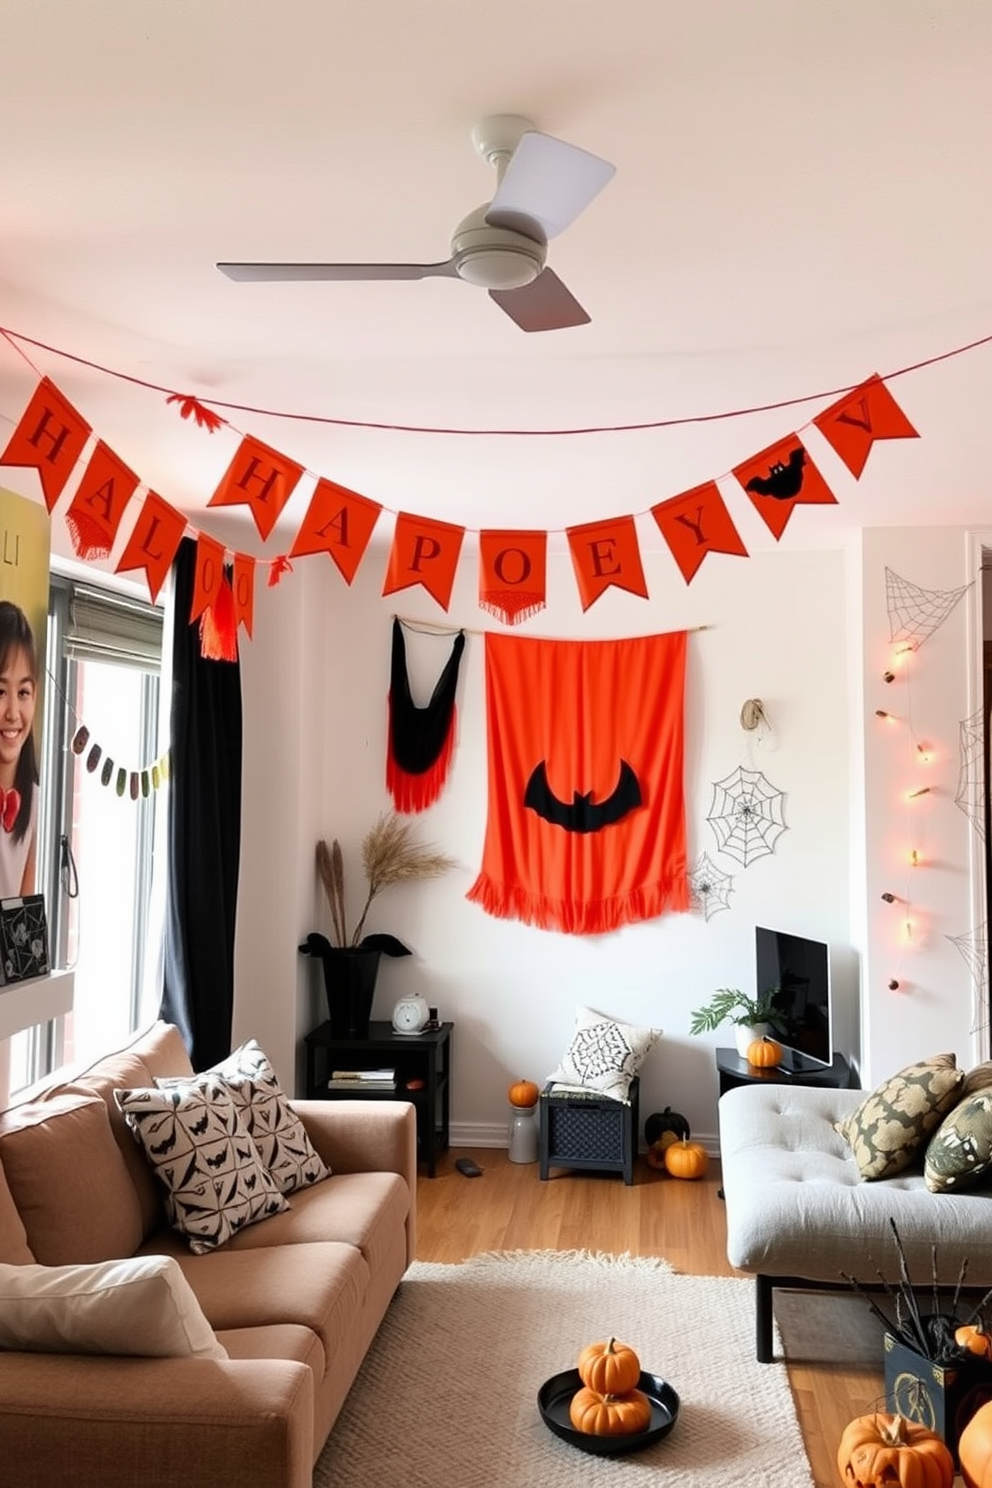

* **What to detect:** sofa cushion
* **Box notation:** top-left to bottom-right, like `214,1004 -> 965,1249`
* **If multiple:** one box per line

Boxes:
115,1083 -> 288,1253
0,1255 -> 228,1359
834,1053 -> 964,1180
548,1004 -> 659,1102
0,1159 -> 34,1265
40,1022 -> 194,1241
158,1039 -> 328,1195
0,1095 -> 144,1263
144,1237 -> 370,1362
925,1089 -> 992,1193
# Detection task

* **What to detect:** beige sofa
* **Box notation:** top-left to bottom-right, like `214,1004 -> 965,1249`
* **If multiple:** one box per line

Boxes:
0,1021 -> 417,1488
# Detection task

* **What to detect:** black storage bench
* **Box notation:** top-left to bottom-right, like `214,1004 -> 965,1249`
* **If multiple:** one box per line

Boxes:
538,1077 -> 640,1185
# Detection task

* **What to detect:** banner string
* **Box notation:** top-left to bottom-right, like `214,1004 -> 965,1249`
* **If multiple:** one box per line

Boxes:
1,321 -> 990,439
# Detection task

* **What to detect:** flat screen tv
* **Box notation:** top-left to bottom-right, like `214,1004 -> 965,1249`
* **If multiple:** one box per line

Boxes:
755,925 -> 833,1073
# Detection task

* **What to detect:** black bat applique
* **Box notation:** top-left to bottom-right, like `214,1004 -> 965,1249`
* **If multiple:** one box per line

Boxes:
745,446 -> 806,499
524,759 -> 642,833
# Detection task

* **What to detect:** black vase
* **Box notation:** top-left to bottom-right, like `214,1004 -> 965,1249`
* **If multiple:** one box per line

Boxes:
299,932 -> 411,1040
318,945 -> 382,1039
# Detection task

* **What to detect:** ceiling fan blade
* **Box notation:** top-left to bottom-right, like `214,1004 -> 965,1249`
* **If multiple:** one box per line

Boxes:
489,267 -> 591,332
486,132 -> 615,240
216,260 -> 459,283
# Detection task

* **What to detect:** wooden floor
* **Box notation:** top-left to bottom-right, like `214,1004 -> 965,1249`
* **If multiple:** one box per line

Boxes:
415,1148 -> 884,1488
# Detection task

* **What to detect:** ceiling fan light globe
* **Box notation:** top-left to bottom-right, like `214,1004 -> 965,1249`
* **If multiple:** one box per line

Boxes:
449,206 -> 546,290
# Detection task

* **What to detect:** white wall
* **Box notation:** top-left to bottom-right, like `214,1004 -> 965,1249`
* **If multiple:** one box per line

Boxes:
856,527 -> 986,1078
234,531 -> 859,1150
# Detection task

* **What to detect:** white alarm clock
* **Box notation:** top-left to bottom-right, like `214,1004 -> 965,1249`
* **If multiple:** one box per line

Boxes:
392,996 -> 430,1035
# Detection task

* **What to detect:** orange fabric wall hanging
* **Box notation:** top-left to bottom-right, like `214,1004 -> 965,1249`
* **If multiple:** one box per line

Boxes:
467,629 -> 690,935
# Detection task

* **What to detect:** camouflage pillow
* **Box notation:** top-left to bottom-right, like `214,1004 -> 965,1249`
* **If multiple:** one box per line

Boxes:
834,1054 -> 964,1181
924,1089 -> 992,1193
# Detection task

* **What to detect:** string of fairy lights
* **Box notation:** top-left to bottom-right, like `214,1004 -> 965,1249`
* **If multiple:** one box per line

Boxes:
875,639 -> 933,990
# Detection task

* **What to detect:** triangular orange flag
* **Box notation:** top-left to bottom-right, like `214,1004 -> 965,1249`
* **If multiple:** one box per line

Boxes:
382,513 -> 465,611
288,478 -> 382,583
208,435 -> 304,542
0,377 -> 91,512
651,482 -> 749,584
232,553 -> 256,638
566,515 -> 648,610
65,441 -> 140,559
813,374 -> 919,479
115,492 -> 187,602
190,532 -> 226,623
478,529 -> 547,624
732,435 -> 836,541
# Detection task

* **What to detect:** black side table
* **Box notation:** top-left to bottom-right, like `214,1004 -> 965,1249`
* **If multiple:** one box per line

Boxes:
716,1046 -> 854,1098
304,1020 -> 452,1177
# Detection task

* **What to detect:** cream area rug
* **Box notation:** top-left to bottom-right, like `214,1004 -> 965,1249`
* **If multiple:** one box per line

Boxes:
313,1250 -> 813,1488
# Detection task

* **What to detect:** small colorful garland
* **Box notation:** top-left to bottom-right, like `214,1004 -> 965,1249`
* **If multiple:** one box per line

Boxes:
70,724 -> 171,800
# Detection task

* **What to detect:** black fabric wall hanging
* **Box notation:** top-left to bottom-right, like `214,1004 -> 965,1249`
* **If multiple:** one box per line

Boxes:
386,618 -> 465,813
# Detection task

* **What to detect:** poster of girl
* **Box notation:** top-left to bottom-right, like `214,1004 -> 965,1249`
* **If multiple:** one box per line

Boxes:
0,600 -> 39,898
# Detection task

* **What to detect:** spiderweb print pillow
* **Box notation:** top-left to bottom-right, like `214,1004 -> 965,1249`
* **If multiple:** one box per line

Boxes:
549,1005 -> 660,1102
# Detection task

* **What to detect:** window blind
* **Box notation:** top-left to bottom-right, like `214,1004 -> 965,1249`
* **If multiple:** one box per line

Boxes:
62,582 -> 163,669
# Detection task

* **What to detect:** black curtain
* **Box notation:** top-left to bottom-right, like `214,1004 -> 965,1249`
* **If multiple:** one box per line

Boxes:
160,538 -> 243,1070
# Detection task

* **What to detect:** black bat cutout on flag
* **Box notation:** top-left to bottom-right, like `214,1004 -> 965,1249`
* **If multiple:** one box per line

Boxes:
524,759 -> 642,833
745,446 -> 806,499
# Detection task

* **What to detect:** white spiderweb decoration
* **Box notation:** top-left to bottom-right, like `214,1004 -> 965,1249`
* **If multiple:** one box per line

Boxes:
688,853 -> 735,920
885,567 -> 972,651
706,766 -> 788,868
947,922 -> 989,1040
955,708 -> 987,840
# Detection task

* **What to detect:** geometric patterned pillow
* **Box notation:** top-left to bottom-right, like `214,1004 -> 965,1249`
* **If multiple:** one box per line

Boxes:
114,1083 -> 288,1253
157,1039 -> 329,1195
834,1053 -> 964,1181
548,1005 -> 660,1103
924,1089 -> 992,1193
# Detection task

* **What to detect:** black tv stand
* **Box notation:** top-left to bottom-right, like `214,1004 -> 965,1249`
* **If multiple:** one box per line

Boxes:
716,1047 -> 854,1097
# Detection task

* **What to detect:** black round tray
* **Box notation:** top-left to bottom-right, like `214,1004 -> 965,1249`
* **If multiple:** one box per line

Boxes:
537,1368 -> 679,1456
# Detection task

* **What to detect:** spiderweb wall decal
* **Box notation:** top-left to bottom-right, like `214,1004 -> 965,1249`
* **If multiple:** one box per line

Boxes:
688,853 -> 735,920
947,922 -> 988,1040
885,567 -> 973,651
955,708 -> 987,840
706,766 -> 788,868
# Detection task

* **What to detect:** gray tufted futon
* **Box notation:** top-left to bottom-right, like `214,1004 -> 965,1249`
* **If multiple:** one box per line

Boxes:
718,1082 -> 992,1361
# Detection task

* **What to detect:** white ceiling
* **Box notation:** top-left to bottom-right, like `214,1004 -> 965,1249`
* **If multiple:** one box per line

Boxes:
1,1 -> 990,563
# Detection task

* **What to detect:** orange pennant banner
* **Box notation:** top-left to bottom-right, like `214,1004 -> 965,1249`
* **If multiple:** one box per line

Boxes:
813,374 -> 919,479
382,513 -> 465,611
733,434 -> 836,541
651,482 -> 749,584
0,377 -> 92,512
478,529 -> 547,625
207,435 -> 304,542
65,440 -> 140,559
288,478 -> 383,583
566,514 -> 648,611
232,553 -> 256,638
191,532 -> 226,623
115,491 -> 187,602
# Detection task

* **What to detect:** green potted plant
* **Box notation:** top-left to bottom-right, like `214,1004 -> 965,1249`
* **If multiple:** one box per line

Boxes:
689,986 -> 783,1058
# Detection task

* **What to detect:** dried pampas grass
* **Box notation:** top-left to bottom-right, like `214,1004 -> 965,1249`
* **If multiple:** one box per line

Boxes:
316,813 -> 455,947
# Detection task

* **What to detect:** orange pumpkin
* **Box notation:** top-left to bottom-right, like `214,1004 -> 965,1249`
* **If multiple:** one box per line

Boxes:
959,1400 -> 992,1488
577,1336 -> 641,1395
837,1412 -> 954,1488
747,1036 -> 783,1068
569,1387 -> 652,1436
663,1137 -> 709,1180
956,1323 -> 992,1359
508,1079 -> 540,1109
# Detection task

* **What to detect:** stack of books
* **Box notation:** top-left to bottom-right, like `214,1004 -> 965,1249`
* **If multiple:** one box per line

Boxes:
327,1067 -> 396,1091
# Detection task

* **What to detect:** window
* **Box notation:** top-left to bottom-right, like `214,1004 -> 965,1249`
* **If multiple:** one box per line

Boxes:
7,573 -> 167,1091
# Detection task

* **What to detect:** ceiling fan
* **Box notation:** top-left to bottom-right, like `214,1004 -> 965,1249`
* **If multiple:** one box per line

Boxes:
216,115 -> 615,332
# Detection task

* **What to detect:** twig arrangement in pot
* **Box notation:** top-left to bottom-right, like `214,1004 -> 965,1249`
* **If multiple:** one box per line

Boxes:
842,1218 -> 992,1363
